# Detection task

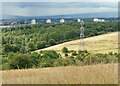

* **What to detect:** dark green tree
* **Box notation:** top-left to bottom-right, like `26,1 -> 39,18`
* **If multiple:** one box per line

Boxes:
62,47 -> 69,53
9,54 -> 32,69
48,39 -> 56,46
28,42 -> 36,51
36,41 -> 46,49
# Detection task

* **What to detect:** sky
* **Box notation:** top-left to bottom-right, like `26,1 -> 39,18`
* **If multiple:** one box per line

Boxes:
0,1 -> 119,17
1,0 -> 119,2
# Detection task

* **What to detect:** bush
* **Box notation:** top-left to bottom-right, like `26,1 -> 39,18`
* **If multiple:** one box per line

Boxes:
62,58 -> 72,66
83,54 -> 99,65
28,42 -> 36,51
48,39 -> 56,46
64,53 -> 69,57
62,47 -> 69,53
2,49 -> 119,70
2,57 -> 8,64
39,58 -> 54,67
42,50 -> 59,59
72,51 -> 77,56
2,63 -> 10,70
9,53 -> 32,69
36,41 -> 46,49
3,44 -> 20,53
53,58 -> 64,67
30,52 -> 41,67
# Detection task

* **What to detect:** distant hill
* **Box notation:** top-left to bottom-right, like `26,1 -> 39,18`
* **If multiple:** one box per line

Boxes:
2,12 -> 117,19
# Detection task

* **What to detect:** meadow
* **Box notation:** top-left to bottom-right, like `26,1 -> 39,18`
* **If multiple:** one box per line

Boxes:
36,32 -> 118,54
2,63 -> 118,84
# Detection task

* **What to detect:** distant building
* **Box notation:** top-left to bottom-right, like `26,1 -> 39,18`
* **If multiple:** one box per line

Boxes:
46,19 -> 51,24
31,19 -> 36,24
0,21 -> 2,25
77,19 -> 81,22
93,18 -> 99,22
11,21 -> 17,25
60,19 -> 65,23
101,19 -> 105,22
93,18 -> 105,22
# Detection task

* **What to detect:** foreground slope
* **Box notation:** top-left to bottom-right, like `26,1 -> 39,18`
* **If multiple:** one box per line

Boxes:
36,32 -> 118,53
2,63 -> 118,84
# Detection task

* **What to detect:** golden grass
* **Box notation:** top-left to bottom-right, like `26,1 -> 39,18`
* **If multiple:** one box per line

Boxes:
35,32 -> 118,54
2,63 -> 118,84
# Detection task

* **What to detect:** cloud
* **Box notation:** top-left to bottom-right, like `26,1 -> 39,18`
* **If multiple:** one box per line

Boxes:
2,2 -> 118,16
3,2 -> 117,8
0,2 -> 2,18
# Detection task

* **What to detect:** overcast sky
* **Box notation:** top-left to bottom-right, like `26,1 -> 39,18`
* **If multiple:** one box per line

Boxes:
1,1 -> 118,17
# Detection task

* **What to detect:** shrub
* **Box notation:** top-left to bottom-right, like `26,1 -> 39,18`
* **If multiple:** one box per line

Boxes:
83,54 -> 99,65
39,58 -> 54,67
72,51 -> 77,56
62,58 -> 73,66
30,52 -> 41,67
3,44 -> 20,53
9,53 -> 32,69
42,50 -> 59,59
28,42 -> 36,51
62,47 -> 69,53
65,53 -> 69,57
53,58 -> 64,67
48,39 -> 56,46
36,41 -> 46,49
2,63 -> 10,70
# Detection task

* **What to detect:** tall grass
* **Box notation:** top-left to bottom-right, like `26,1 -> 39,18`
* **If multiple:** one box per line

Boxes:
2,63 -> 118,84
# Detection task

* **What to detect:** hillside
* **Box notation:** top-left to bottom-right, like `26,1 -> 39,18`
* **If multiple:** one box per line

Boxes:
35,32 -> 118,53
2,63 -> 118,84
2,22 -> 117,55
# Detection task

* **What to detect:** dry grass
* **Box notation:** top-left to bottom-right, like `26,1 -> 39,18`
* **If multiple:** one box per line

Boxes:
35,32 -> 118,54
2,63 -> 118,84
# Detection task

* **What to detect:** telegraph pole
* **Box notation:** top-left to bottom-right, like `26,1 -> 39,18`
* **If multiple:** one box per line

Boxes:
80,20 -> 85,51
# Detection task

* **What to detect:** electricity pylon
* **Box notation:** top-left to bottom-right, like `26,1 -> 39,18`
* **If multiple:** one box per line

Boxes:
80,20 -> 85,51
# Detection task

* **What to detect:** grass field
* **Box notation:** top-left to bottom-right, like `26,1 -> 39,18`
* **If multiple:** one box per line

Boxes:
2,63 -> 118,84
35,32 -> 118,54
